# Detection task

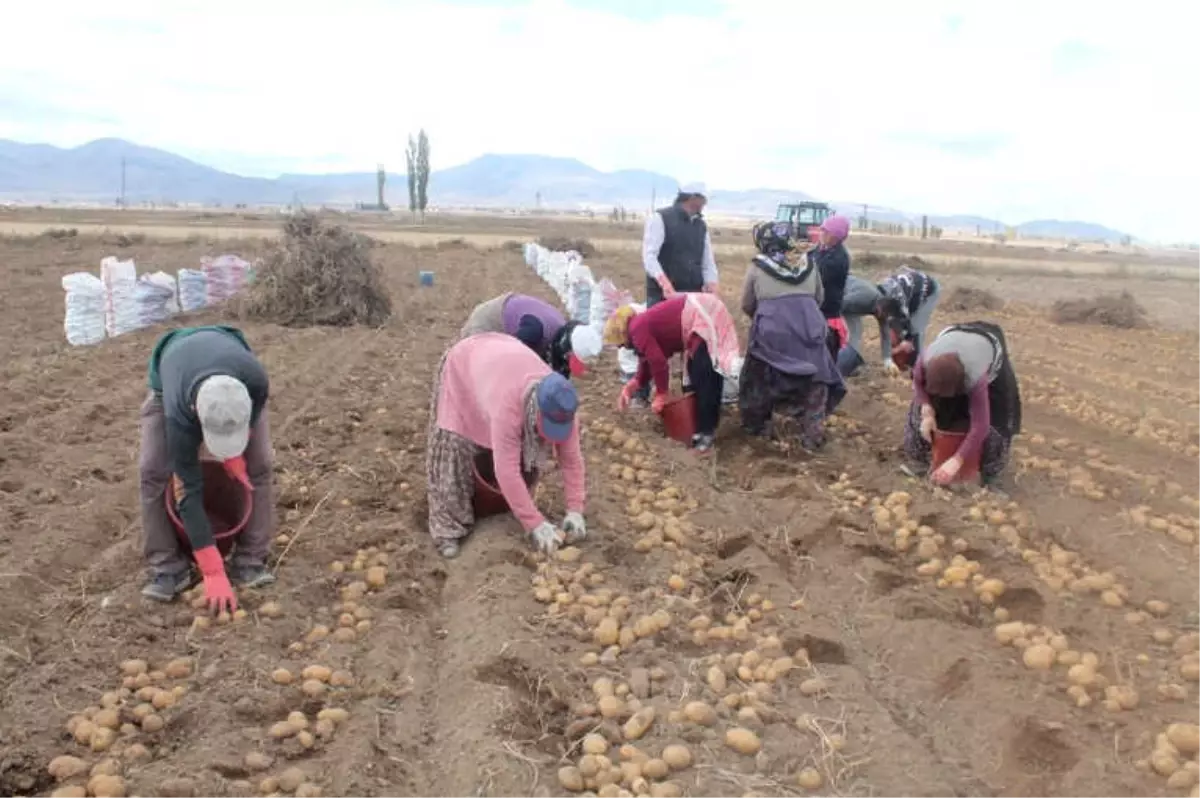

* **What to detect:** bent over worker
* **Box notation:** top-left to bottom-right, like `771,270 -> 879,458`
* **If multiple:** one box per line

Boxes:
426,332 -> 587,559
460,292 -> 602,377
140,325 -> 275,611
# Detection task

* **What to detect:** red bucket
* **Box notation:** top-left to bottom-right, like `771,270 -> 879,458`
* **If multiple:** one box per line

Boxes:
659,393 -> 698,445
931,428 -> 980,484
165,460 -> 253,556
472,450 -> 538,519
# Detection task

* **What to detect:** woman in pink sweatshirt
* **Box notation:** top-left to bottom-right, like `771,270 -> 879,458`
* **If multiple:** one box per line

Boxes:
426,332 -> 587,559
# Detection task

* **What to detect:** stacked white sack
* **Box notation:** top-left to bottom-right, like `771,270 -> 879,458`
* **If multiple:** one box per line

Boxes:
101,256 -> 140,337
62,273 -> 107,346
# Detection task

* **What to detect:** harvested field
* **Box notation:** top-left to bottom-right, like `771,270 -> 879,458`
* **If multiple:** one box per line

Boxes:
1,227 -> 1198,797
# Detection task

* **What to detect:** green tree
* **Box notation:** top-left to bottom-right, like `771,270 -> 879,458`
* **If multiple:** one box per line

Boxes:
405,135 -> 418,219
416,129 -> 431,222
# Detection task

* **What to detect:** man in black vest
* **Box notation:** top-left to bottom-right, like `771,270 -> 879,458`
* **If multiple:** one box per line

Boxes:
630,182 -> 720,403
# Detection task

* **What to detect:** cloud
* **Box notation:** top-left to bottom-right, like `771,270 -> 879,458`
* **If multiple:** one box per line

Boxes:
0,0 -> 1196,241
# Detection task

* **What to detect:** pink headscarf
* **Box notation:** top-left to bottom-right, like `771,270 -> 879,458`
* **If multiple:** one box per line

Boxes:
820,215 -> 851,244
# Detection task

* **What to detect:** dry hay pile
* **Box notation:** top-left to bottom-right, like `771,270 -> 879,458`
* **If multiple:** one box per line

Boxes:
236,212 -> 392,328
944,286 -> 1003,312
1050,290 -> 1148,329
537,236 -> 596,258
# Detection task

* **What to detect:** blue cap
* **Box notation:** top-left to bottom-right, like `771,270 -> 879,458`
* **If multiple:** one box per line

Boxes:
535,373 -> 579,442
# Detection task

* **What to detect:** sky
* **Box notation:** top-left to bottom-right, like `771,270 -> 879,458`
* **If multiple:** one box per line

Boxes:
1,0 -> 1198,242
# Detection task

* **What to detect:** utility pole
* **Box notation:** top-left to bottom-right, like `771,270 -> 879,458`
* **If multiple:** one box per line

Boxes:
119,157 -> 126,209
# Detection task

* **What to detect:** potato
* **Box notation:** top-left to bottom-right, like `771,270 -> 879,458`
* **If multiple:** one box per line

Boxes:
89,726 -> 116,752
48,755 -> 88,782
682,701 -> 716,726
269,721 -> 298,739
799,677 -> 828,696
122,744 -> 151,764
706,666 -> 727,693
244,751 -> 273,771
650,782 -> 683,798
317,707 -> 350,725
277,767 -> 307,792
1152,750 -> 1181,777
1167,723 -> 1200,755
724,727 -> 761,755
93,708 -> 121,731
295,785 -> 323,798
51,787 -> 87,798
595,618 -> 620,647
301,679 -> 327,698
641,758 -> 669,780
87,774 -> 127,798
558,767 -> 585,792
623,708 -> 656,741
152,690 -> 177,710
120,659 -> 148,677
1022,644 -> 1056,671
271,667 -> 296,685
661,745 -> 692,770
582,733 -> 610,755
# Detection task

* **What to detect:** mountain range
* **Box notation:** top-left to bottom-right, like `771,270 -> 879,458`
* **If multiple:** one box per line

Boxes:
0,138 -> 1132,242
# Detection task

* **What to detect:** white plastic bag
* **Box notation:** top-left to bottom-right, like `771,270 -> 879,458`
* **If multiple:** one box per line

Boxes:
100,256 -> 140,337
62,272 -> 106,346
134,274 -> 176,328
148,271 -> 180,315
201,254 -> 251,305
178,269 -> 208,312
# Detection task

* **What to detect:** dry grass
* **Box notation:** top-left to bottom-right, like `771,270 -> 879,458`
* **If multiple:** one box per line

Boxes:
233,211 -> 392,328
1049,291 -> 1148,329
942,286 -> 1003,312
535,236 -> 597,258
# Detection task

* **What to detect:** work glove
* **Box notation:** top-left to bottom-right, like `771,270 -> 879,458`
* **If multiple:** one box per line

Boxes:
651,392 -> 674,415
919,404 -> 936,443
193,545 -> 237,614
562,511 -> 587,543
223,455 -> 254,491
617,380 -> 641,411
656,274 -> 676,297
530,521 -> 564,555
884,359 -> 901,376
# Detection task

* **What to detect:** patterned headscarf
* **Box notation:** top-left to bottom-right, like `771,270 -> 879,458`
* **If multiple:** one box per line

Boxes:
603,304 -> 637,347
752,220 -> 796,266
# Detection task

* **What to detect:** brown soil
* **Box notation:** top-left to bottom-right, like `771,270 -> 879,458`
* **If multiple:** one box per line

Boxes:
0,233 -> 1197,797
1050,291 -> 1149,329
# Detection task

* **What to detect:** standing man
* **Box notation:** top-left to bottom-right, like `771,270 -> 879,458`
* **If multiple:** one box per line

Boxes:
630,181 -> 720,405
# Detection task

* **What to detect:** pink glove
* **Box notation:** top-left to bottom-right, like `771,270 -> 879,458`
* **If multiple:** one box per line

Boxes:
617,380 -> 641,411
651,393 -> 672,414
223,455 -> 254,492
656,274 -> 676,297
193,545 -> 237,614
703,282 -> 719,294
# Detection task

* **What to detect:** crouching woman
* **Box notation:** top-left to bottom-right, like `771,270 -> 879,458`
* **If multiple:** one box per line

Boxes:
604,293 -> 743,454
426,332 -> 587,559
739,221 -> 846,450
904,322 -> 1022,488
460,291 -> 602,378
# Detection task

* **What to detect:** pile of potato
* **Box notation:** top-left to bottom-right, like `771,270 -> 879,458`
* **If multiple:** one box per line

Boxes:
1139,722 -> 1199,795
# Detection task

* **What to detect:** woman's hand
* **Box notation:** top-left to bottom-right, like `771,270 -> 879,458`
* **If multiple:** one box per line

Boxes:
617,380 -> 640,411
919,403 -> 935,442
931,455 -> 963,486
651,393 -> 676,414
656,274 -> 676,297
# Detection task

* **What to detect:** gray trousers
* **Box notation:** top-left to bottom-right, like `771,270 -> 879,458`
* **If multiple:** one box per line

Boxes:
139,392 -> 275,576
845,282 -> 942,364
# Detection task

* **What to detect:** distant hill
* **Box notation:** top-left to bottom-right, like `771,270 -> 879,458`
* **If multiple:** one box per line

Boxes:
0,138 -> 1135,242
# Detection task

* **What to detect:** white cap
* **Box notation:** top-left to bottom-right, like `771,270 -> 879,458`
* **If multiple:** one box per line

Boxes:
680,182 -> 707,197
570,325 -> 604,362
195,375 -> 252,460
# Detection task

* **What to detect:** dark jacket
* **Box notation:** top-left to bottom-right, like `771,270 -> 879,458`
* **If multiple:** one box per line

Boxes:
810,243 -> 851,319
646,203 -> 708,305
